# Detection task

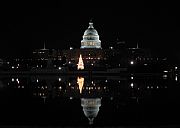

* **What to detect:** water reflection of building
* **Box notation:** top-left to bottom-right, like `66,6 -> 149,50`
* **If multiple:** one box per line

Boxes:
77,77 -> 84,93
29,76 -> 107,103
2,75 -> 180,125
3,75 -> 179,100
77,76 -> 101,125
29,75 -> 103,125
4,75 -> 178,99
81,98 -> 101,125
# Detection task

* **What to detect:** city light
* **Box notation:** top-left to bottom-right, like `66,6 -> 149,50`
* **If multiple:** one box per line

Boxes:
175,75 -> 178,81
12,78 -> 14,82
77,77 -> 84,94
77,54 -> 84,70
16,78 -> 19,84
130,83 -> 134,88
163,74 -> 168,78
70,47 -> 73,50
175,67 -> 178,69
109,46 -> 113,49
130,61 -> 134,65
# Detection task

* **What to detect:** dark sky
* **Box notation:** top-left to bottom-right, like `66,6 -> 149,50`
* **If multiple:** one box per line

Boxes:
0,1 -> 179,62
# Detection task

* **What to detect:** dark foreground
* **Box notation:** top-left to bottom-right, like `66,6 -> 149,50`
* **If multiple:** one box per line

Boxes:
0,74 -> 180,127
1,125 -> 180,128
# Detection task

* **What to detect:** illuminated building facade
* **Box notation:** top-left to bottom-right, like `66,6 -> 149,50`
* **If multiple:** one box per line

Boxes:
0,21 -> 173,73
63,21 -> 105,70
32,43 -> 50,60
31,43 -> 66,70
81,21 -> 101,49
28,21 -> 171,73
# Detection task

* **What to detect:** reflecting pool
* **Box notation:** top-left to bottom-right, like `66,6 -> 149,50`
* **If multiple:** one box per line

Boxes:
0,74 -> 180,127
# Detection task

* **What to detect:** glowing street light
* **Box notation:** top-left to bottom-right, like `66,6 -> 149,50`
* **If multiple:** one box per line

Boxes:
130,61 -> 134,65
130,83 -> 134,88
175,75 -> 178,81
70,47 -> 73,50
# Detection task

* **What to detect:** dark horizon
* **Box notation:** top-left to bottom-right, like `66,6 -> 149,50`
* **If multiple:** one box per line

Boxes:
0,1 -> 179,63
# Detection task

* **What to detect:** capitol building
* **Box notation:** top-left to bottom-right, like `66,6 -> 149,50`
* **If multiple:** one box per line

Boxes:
1,20 -> 170,73
62,21 -> 105,70
80,21 -> 102,49
30,20 -> 169,72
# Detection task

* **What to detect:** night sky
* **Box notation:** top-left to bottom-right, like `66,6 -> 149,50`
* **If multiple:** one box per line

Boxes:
0,1 -> 179,63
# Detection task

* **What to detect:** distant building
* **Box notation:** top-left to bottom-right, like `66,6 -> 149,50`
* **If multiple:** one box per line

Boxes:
32,43 -> 50,60
32,43 -> 65,69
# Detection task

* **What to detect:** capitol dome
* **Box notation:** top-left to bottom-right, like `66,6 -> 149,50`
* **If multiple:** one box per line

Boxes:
84,22 -> 98,36
81,21 -> 101,49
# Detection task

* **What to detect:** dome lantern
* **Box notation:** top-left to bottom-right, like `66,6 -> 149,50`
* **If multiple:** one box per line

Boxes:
88,22 -> 94,29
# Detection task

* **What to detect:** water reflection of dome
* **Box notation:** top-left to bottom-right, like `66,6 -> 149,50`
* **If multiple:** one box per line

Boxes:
81,98 -> 101,125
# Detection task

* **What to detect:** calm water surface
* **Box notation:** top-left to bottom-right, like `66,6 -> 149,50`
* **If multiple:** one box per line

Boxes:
0,74 -> 180,127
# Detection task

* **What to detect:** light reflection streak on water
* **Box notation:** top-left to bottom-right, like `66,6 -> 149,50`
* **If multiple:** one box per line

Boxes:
0,74 -> 179,126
